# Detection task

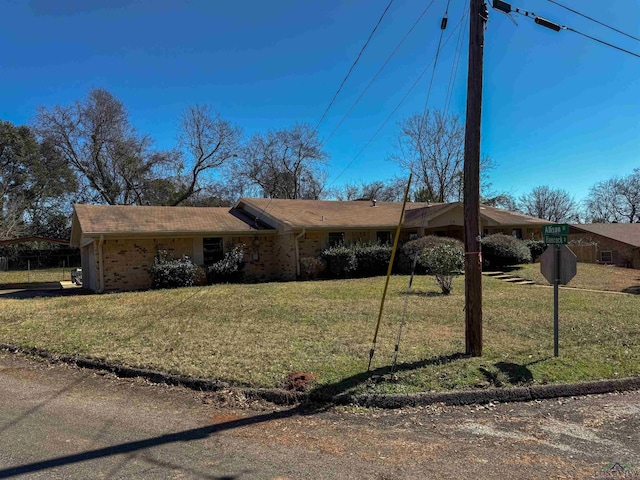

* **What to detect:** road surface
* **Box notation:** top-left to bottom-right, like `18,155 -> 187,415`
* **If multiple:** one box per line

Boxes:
0,352 -> 638,479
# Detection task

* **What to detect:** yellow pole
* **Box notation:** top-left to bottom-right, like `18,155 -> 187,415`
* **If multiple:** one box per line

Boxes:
368,173 -> 412,371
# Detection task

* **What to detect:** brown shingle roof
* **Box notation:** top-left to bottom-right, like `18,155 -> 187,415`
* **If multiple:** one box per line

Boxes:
402,202 -> 551,228
237,198 -> 434,229
478,204 -> 553,226
73,204 -> 263,237
571,223 -> 640,248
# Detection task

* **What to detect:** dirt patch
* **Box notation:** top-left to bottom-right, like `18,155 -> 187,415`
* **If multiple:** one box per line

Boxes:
284,371 -> 317,392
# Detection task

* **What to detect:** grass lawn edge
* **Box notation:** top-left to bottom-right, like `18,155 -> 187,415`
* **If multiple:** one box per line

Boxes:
3,342 -> 640,410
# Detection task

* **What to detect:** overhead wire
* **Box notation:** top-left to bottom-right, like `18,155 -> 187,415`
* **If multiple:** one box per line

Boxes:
422,0 -> 451,117
326,9 -> 468,191
322,0 -> 439,147
511,7 -> 640,59
252,0 -> 395,226
545,0 -> 640,43
313,0 -> 395,134
443,8 -> 468,117
564,26 -> 640,59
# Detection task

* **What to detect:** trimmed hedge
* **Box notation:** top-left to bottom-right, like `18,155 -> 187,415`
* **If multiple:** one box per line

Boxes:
420,241 -> 464,294
481,234 -> 531,270
402,236 -> 463,274
320,245 -> 357,278
320,242 -> 392,278
149,252 -> 198,289
352,243 -> 392,277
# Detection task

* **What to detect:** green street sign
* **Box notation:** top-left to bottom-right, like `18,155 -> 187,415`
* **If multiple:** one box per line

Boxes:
542,224 -> 569,235
544,235 -> 568,244
543,224 -> 569,244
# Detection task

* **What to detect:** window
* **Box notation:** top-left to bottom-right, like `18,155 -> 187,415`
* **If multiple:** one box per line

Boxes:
600,251 -> 613,263
483,228 -> 489,236
511,228 -> 523,239
203,237 -> 224,266
435,230 -> 447,237
328,232 -> 344,248
408,232 -> 419,241
376,231 -> 392,245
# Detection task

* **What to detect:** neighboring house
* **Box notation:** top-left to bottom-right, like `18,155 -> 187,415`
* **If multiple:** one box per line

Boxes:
71,198 -> 551,292
569,223 -> 640,269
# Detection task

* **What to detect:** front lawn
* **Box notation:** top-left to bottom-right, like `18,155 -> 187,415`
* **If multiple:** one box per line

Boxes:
513,262 -> 640,294
0,267 -> 71,285
0,273 -> 638,395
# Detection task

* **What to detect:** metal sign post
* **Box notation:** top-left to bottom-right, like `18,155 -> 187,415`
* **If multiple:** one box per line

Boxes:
540,244 -> 577,357
553,245 -> 560,357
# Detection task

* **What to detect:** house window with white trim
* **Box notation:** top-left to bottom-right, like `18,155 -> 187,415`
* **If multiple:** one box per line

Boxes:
203,237 -> 224,266
512,228 -> 523,239
600,251 -> 613,263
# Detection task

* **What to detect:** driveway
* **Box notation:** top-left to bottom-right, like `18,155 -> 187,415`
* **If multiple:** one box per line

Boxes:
0,352 -> 638,479
0,281 -> 88,299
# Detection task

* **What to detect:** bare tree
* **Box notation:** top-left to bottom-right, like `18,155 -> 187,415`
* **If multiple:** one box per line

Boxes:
332,178 -> 407,201
482,192 -> 518,211
173,104 -> 242,205
34,88 -> 170,205
234,124 -> 328,199
389,110 -> 494,203
519,186 -> 578,222
35,90 -> 240,206
586,170 -> 640,223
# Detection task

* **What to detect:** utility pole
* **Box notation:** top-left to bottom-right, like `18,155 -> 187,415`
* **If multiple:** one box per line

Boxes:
463,0 -> 487,357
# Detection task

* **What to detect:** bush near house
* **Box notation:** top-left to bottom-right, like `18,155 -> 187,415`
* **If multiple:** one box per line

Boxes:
481,234 -> 531,270
352,243 -> 392,277
420,241 -> 464,294
300,256 -> 324,280
524,239 -> 546,261
207,245 -> 246,284
149,251 -> 198,289
402,236 -> 463,274
320,245 -> 358,278
320,243 -> 392,278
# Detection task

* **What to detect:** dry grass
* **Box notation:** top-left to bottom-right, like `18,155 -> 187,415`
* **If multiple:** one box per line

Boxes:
0,268 -> 71,285
0,273 -> 638,395
512,262 -> 640,293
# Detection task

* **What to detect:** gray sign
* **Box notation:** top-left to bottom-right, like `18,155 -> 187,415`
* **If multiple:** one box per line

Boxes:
540,245 -> 577,285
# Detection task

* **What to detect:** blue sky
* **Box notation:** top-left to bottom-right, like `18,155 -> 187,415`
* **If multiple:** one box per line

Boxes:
1,0 -> 638,205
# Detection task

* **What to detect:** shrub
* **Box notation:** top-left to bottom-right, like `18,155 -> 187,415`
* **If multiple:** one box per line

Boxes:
481,234 -> 532,270
402,236 -> 462,274
149,251 -> 198,289
524,239 -> 546,261
418,240 -> 464,294
300,256 -> 324,280
320,245 -> 357,278
207,245 -> 246,284
352,242 -> 392,277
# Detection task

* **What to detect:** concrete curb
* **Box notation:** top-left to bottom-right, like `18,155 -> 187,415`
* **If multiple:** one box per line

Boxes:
2,343 -> 639,409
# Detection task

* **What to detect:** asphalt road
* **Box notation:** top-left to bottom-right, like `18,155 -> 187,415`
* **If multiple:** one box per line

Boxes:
0,352 -> 638,479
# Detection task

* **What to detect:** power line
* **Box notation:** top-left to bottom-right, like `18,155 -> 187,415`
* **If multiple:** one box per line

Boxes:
566,26 -> 640,59
423,0 -> 452,117
326,11 -> 467,189
443,10 -> 468,116
510,7 -> 640,59
313,0 -> 395,134
250,3 -> 395,227
545,0 -> 640,43
322,0 -> 439,147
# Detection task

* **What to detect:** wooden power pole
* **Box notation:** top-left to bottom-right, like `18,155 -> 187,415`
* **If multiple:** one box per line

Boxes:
463,0 -> 487,357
